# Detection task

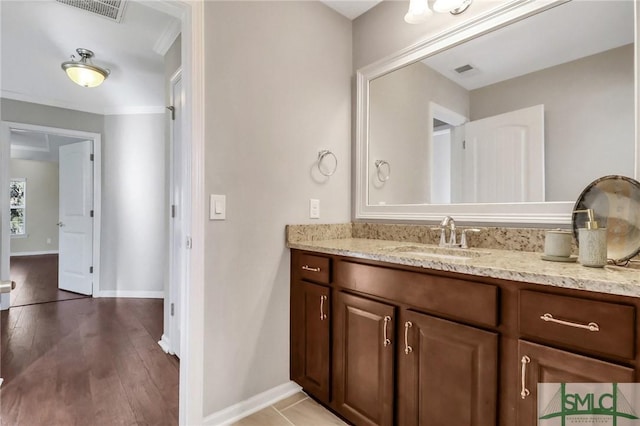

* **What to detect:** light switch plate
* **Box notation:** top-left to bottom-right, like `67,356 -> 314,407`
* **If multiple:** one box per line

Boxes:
210,194 -> 226,220
309,198 -> 320,219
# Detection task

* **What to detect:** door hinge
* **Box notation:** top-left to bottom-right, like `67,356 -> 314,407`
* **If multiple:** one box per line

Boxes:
89,266 -> 94,274
90,210 -> 94,218
171,303 -> 175,316
462,140 -> 466,149
186,236 -> 192,249
90,153 -> 95,161
171,204 -> 176,218
167,106 -> 175,120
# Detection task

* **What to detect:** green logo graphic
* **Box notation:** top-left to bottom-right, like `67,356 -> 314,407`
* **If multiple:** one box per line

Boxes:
539,383 -> 639,425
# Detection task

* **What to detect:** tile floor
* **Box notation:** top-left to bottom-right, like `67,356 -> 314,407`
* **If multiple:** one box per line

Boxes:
232,392 -> 347,426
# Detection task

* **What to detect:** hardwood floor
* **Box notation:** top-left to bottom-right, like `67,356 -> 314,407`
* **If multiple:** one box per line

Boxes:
9,255 -> 89,307
0,298 -> 178,426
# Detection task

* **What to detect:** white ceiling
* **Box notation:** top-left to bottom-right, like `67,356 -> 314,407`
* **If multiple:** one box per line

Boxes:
10,129 -> 86,162
1,0 -> 181,115
421,0 -> 634,90
321,0 -> 381,20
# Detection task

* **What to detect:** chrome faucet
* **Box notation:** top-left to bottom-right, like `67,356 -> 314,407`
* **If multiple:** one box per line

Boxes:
439,216 -> 457,247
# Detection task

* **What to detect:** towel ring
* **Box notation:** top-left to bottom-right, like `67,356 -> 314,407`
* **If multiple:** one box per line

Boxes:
318,150 -> 337,177
375,160 -> 391,182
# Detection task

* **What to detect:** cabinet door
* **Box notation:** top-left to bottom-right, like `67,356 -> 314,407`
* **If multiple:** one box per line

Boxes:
333,291 -> 395,426
290,280 -> 331,403
516,340 -> 635,425
398,310 -> 498,426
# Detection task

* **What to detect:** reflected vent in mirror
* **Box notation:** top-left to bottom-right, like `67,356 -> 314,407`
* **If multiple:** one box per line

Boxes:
55,0 -> 127,23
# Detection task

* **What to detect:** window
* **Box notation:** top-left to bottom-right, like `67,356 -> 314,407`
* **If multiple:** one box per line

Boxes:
10,178 -> 26,236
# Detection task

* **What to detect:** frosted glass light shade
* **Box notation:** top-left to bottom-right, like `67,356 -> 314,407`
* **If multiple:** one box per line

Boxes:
61,48 -> 110,88
64,65 -> 107,88
404,0 -> 432,24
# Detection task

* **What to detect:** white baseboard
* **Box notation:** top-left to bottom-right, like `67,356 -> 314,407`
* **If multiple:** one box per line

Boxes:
202,381 -> 302,426
158,334 -> 172,353
10,250 -> 59,257
98,290 -> 164,299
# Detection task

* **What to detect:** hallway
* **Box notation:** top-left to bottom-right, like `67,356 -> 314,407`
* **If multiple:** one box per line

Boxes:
9,255 -> 88,307
0,298 -> 178,425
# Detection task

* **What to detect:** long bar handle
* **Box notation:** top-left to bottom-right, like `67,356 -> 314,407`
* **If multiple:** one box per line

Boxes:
302,265 -> 321,272
540,313 -> 599,332
520,355 -> 531,399
404,321 -> 413,354
383,316 -> 392,347
320,295 -> 327,321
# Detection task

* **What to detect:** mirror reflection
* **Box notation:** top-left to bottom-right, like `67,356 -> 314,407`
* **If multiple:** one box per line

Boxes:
368,1 -> 634,206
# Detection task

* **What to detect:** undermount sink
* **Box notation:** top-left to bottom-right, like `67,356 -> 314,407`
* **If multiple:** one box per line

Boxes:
383,245 -> 490,261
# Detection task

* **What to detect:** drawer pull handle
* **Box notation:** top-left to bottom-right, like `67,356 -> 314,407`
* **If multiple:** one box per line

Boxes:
404,321 -> 413,354
302,265 -> 321,272
520,355 -> 531,399
320,295 -> 327,321
383,316 -> 392,347
540,313 -> 600,332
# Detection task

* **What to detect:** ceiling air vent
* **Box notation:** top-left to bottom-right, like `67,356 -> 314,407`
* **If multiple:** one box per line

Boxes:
55,0 -> 127,23
454,64 -> 475,74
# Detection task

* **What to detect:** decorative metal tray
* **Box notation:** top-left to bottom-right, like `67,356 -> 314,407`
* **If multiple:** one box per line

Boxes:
572,175 -> 640,264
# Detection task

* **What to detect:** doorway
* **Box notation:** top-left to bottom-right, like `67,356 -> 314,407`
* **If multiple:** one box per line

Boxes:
0,122 -> 102,309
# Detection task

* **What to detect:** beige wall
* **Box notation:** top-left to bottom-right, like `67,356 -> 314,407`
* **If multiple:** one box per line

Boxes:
369,61 -> 469,205
101,113 -> 166,293
202,1 -> 352,416
470,44 -> 634,201
9,159 -> 59,254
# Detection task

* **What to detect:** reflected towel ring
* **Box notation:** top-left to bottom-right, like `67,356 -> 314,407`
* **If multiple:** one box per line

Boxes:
318,150 -> 337,176
375,160 -> 391,182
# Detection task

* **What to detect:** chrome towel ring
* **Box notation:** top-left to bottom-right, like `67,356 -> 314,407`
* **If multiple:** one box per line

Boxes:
375,160 -> 391,182
318,150 -> 337,177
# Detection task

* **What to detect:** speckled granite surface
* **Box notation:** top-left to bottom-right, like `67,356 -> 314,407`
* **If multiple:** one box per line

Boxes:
286,224 -> 353,243
287,238 -> 640,298
287,223 -> 578,253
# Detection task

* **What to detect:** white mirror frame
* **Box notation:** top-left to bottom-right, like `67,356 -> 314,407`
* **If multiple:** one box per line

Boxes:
355,0 -> 640,225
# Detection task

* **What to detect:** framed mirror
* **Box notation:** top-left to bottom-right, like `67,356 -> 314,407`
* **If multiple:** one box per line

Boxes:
355,0 -> 638,224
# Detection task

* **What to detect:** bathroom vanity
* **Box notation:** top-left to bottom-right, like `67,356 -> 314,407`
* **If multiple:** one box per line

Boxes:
289,239 -> 640,426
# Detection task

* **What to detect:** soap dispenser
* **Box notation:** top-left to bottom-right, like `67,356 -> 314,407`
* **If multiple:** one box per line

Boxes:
574,208 -> 607,267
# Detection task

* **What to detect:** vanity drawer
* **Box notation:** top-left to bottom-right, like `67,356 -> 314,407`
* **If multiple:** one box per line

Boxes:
519,290 -> 636,360
336,261 -> 498,327
298,253 -> 331,284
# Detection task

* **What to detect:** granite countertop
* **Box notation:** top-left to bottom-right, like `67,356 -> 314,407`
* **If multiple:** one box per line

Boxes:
288,238 -> 640,298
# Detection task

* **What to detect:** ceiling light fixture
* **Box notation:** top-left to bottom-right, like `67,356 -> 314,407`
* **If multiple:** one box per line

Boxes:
61,48 -> 110,88
405,0 -> 473,24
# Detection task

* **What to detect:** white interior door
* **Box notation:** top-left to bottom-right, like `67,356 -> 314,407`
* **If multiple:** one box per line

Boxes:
169,71 -> 185,357
58,140 -> 93,295
463,104 -> 545,203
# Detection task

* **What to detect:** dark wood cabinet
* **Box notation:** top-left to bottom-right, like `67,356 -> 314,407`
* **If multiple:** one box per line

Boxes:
516,340 -> 635,425
289,249 -> 640,426
333,291 -> 395,426
290,280 -> 331,403
398,310 -> 498,426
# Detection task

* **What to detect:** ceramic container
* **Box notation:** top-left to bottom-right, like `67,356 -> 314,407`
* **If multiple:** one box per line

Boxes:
544,230 -> 572,258
578,228 -> 608,267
